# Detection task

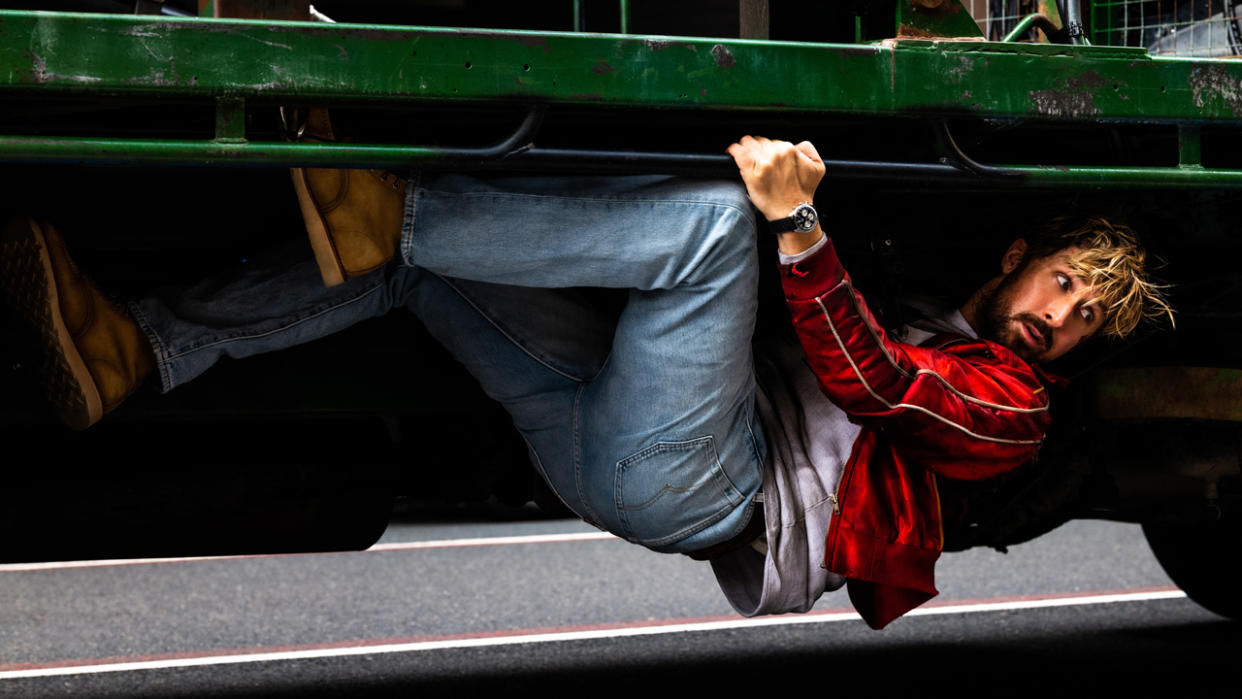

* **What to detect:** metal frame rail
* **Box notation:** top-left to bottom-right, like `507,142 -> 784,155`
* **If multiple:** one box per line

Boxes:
1,10 -> 1241,188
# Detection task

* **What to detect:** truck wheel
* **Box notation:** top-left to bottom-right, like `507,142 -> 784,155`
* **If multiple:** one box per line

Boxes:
1142,515 -> 1242,620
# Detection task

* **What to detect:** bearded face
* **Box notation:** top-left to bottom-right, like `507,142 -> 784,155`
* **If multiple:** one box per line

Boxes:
974,249 -> 1104,364
978,269 -> 1053,363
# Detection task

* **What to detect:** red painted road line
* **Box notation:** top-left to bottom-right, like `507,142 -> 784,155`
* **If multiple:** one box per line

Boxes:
0,531 -> 617,572
0,587 -> 1185,679
918,584 -> 1182,609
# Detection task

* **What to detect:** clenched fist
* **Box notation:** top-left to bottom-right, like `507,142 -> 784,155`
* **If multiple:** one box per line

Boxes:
727,136 -> 824,220
727,135 -> 826,255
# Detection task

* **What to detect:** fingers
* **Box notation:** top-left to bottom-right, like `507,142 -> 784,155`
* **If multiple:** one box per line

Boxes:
728,135 -> 823,181
726,140 -> 752,171
727,134 -> 768,171
727,135 -> 824,221
795,140 -> 824,167
730,136 -> 808,161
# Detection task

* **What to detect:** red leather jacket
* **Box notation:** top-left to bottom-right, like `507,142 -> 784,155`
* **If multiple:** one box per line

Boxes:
780,238 -> 1054,629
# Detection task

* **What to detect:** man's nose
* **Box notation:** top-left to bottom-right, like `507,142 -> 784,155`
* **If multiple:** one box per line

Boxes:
1045,299 -> 1075,327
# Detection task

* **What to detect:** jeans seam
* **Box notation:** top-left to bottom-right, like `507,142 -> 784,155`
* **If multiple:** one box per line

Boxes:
743,388 -> 764,474
416,189 -> 756,222
400,171 -> 422,267
571,382 -> 601,526
163,280 -> 384,360
520,434 -> 579,516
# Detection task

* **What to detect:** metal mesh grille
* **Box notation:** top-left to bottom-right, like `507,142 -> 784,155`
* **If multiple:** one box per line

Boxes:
1092,1 -> 1242,55
961,1 -> 1242,55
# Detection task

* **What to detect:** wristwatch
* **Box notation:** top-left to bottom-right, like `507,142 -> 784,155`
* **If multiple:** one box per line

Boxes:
766,202 -> 819,235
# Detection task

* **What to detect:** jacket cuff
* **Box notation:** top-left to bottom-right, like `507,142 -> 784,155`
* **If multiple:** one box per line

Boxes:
778,236 -> 847,301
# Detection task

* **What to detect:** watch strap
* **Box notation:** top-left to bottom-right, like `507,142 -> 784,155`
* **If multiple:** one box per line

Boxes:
766,202 -> 817,234
767,216 -> 799,235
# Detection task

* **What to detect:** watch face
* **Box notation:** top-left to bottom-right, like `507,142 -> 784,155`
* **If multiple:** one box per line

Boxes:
792,204 -> 818,232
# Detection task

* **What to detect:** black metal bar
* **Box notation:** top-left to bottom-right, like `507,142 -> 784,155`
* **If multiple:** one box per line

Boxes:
1064,0 -> 1087,46
491,147 -> 981,185
934,121 -> 1024,179
466,106 -> 545,160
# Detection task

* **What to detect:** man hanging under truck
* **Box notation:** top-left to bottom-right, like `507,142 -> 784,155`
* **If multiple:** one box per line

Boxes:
0,124 -> 1173,629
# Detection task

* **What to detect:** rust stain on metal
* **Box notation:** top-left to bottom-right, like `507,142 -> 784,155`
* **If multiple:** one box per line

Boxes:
895,25 -> 938,39
592,60 -> 616,75
1189,64 -> 1242,117
517,35 -> 550,51
1073,71 -> 1108,89
710,44 -> 735,68
1028,70 -> 1107,117
646,40 -> 696,51
1029,89 -> 1097,117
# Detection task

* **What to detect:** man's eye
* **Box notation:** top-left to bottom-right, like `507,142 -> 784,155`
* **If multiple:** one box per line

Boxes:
1080,307 -> 1095,323
1056,273 -> 1071,291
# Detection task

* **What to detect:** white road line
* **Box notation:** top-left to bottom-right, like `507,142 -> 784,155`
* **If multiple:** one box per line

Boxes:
0,589 -> 1187,680
370,532 -> 616,551
0,531 -> 617,572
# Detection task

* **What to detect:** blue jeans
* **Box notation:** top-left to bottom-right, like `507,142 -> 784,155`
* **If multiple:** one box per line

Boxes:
130,174 -> 765,553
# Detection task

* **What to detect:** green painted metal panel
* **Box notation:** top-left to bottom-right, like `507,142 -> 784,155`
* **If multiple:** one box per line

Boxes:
1,10 -> 1241,123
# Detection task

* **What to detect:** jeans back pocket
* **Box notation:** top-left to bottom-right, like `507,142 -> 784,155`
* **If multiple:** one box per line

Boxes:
615,436 -> 744,550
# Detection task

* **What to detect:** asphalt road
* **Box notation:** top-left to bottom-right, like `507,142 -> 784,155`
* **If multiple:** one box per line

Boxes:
1,512 -> 1236,698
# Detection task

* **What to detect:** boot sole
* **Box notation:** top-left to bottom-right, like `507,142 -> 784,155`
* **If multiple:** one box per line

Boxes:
291,167 -> 348,288
0,218 -> 103,430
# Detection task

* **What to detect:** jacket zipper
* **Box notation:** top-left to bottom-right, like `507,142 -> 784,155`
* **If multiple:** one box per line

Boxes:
822,490 -> 841,570
822,460 -> 854,569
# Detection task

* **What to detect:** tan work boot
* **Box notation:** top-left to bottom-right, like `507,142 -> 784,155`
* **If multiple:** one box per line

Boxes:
0,218 -> 154,429
288,108 -> 408,287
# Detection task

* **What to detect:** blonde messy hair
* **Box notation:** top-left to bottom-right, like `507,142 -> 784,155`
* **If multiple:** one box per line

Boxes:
1027,216 -> 1174,339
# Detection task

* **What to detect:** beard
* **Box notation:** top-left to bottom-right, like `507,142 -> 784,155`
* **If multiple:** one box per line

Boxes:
977,275 -> 1051,363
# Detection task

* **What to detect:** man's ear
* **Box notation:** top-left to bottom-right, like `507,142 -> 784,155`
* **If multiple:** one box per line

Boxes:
1001,239 -> 1028,275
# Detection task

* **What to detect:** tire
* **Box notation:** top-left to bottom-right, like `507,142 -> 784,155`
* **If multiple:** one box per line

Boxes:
1142,515 -> 1242,620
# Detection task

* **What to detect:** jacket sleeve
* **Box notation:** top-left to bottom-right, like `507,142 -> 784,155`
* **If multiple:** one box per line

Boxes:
779,237 -> 1051,481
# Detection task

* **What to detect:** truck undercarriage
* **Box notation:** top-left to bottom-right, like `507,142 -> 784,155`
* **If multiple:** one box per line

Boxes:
1,0 -> 1239,618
